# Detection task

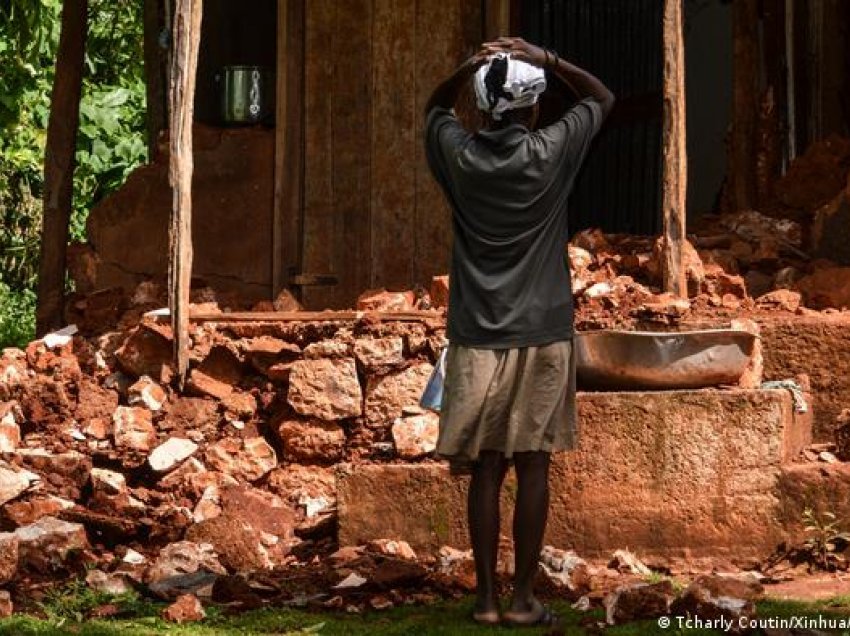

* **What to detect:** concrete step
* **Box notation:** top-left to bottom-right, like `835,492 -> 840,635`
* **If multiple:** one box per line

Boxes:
759,313 -> 850,441
338,388 -> 811,564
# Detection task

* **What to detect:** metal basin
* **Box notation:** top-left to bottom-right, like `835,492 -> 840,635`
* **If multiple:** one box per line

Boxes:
575,329 -> 757,390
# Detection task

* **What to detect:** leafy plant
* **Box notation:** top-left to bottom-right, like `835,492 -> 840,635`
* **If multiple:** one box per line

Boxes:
0,282 -> 36,348
0,0 -> 147,334
802,507 -> 850,571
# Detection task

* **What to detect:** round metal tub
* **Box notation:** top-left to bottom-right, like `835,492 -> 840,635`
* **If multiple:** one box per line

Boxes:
575,329 -> 757,390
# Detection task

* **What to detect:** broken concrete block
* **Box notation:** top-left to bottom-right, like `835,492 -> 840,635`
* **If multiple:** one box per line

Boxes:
670,575 -> 761,629
187,369 -> 233,401
287,358 -> 362,421
205,437 -> 277,483
303,340 -> 353,359
604,580 -> 674,625
0,403 -> 21,453
91,467 -> 127,496
128,375 -> 167,411
86,569 -> 133,595
609,549 -> 652,576
756,289 -> 802,312
0,533 -> 19,584
0,463 -> 39,506
115,323 -> 173,380
113,406 -> 157,451
14,516 -> 89,573
366,538 -> 417,561
220,485 -> 297,540
391,409 -> 439,459
354,337 -> 404,371
148,438 -> 199,473
162,593 -> 206,623
147,541 -> 227,583
222,392 -> 257,420
437,546 -> 476,591
276,418 -> 345,463
365,362 -> 433,427
17,450 -> 91,497
539,546 -> 591,595
356,288 -> 416,312
186,516 -> 280,573
2,496 -> 73,527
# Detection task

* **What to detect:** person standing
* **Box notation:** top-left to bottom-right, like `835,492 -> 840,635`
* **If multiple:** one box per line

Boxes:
423,37 -> 614,627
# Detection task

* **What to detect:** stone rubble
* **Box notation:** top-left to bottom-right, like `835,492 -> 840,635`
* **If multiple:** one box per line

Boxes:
4,143 -> 850,621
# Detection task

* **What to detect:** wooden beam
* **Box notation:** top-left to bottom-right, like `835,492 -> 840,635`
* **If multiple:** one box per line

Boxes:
484,0 -> 511,40
168,0 -> 203,385
144,0 -> 167,159
188,309 -> 443,323
661,0 -> 687,297
272,0 -> 305,299
730,0 -> 759,210
36,0 -> 88,336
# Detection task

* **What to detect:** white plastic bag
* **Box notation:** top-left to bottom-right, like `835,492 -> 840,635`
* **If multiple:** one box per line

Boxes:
419,347 -> 448,412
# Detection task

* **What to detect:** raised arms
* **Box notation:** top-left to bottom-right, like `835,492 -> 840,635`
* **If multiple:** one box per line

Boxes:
482,37 -> 615,118
424,49 -> 488,115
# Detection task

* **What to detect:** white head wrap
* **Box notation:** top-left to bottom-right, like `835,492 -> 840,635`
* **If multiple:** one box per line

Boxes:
473,52 -> 547,121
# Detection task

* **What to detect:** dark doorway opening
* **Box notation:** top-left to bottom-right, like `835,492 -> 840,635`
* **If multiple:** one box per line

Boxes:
520,0 -> 665,236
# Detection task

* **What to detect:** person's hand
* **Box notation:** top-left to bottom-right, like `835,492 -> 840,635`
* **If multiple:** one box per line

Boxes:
481,36 -> 549,68
465,47 -> 492,69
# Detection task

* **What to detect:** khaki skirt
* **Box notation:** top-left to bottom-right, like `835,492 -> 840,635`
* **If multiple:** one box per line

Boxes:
435,338 -> 578,475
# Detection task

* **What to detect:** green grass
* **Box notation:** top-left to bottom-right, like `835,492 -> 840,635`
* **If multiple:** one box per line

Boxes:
1,594 -> 848,636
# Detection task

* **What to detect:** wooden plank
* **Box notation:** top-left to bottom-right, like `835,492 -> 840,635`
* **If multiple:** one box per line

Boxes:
36,0 -> 88,336
189,310 -> 443,323
414,0 -> 463,285
729,0 -> 759,210
484,0 -> 511,40
307,0 -> 372,309
371,0 -> 416,290
758,0 -> 784,203
661,0 -> 687,297
332,0 -> 372,307
143,0 -> 167,158
272,0 -> 305,298
785,0 -> 798,161
301,0 -> 336,308
168,0 -> 203,385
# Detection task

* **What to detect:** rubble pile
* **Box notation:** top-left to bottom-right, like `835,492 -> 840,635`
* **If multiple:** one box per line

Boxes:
0,286 -> 460,615
0,138 -> 846,623
555,136 -> 850,330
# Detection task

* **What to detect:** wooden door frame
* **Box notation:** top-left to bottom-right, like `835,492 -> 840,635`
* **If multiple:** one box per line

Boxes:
272,0 -> 305,297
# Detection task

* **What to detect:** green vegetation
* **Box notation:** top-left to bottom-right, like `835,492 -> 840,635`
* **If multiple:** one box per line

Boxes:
1,586 -> 849,636
802,507 -> 850,570
0,0 -> 147,348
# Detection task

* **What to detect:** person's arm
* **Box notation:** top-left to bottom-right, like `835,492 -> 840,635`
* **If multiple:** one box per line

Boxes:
482,37 -> 615,118
424,49 -> 488,115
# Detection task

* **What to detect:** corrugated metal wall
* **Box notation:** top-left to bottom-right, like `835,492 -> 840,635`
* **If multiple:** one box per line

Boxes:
520,0 -> 664,235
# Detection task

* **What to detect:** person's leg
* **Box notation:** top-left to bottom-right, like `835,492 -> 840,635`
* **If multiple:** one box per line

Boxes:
467,449 -> 509,618
508,450 -> 551,617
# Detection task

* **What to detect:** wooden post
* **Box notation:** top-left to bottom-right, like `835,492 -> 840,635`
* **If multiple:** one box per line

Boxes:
484,0 -> 511,40
661,0 -> 687,297
730,0 -> 759,210
272,0 -> 305,298
36,0 -> 88,336
168,0 -> 203,385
